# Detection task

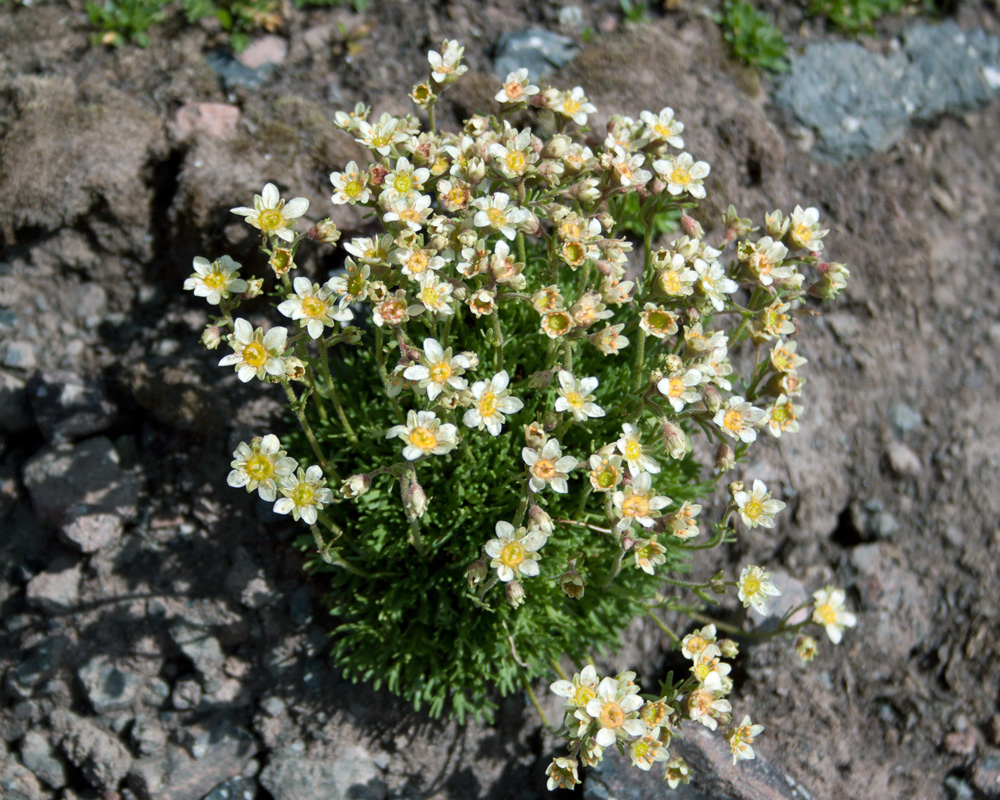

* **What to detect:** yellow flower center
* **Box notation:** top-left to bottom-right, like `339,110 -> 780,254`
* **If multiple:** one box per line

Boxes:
432,155 -> 449,175
574,686 -> 595,707
257,208 -> 284,232
744,577 -> 761,595
660,271 -> 681,294
560,222 -> 581,240
478,391 -> 497,417
599,701 -> 625,730
246,454 -> 273,481
546,313 -> 570,333
302,297 -> 326,318
670,167 -> 691,186
687,636 -> 706,655
409,426 -> 438,451
292,483 -> 315,507
242,342 -> 267,368
504,81 -> 523,100
487,208 -> 507,229
566,391 -> 584,409
505,151 -> 526,173
400,208 -> 422,224
595,467 -> 617,489
623,494 -> 650,518
421,287 -> 442,306
446,187 -> 468,207
204,271 -> 227,290
563,242 -> 586,265
633,741 -> 650,759
393,174 -> 412,193
794,223 -> 812,244
723,410 -> 744,432
772,405 -> 789,423
345,179 -> 363,198
533,458 -> 557,481
429,362 -> 452,383
773,349 -> 792,371
815,602 -> 837,626
500,540 -> 525,567
563,97 -> 580,116
648,310 -> 672,331
347,273 -> 365,296
624,440 -> 641,461
668,378 -> 684,398
654,123 -> 673,138
743,500 -> 763,520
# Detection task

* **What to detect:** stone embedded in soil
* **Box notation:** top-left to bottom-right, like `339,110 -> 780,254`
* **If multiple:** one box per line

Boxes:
888,402 -> 923,435
19,729 -> 67,789
236,35 -> 288,69
77,656 -> 145,714
259,745 -> 386,800
131,717 -> 169,757
128,721 -> 257,800
492,29 -> 580,83
169,103 -> 241,144
585,723 -> 809,800
25,557 -> 82,615
203,776 -> 257,800
4,638 -> 67,699
205,50 -> 275,91
970,750 -> 1000,799
886,441 -> 922,476
28,370 -> 118,444
61,512 -> 124,553
0,756 -> 43,800
50,708 -> 133,792
944,729 -> 978,756
2,340 -> 38,371
171,677 -> 203,711
774,22 -> 1000,161
169,621 -> 225,684
22,436 -> 139,530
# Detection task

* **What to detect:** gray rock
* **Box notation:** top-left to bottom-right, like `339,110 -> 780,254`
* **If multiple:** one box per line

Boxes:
0,701 -> 38,742
25,557 -> 82,614
61,512 -> 124,553
0,371 -> 32,433
20,729 -> 67,789
970,750 -> 1000,799
172,678 -> 203,711
0,757 -> 43,800
78,656 -> 145,713
260,746 -> 386,800
4,637 -> 66,699
492,29 -> 580,83
205,50 -> 275,91
2,340 -> 38,371
131,717 -> 169,757
202,776 -> 257,800
944,775 -> 975,800
289,586 -> 313,626
888,402 -> 922,435
775,22 -> 1000,161
169,622 -> 225,683
886,441 -> 922,476
128,722 -> 257,800
22,437 -> 140,529
225,549 -> 277,609
51,708 -> 133,792
585,723 -> 809,800
28,369 -> 118,444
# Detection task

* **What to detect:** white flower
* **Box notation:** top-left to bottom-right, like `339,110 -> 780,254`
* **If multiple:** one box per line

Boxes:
737,565 -> 782,615
630,728 -> 670,771
632,537 -> 667,575
227,435 -> 297,502
734,479 -> 786,529
726,716 -> 765,764
472,192 -> 529,240
681,624 -> 721,664
428,39 -> 468,83
488,128 -> 536,179
463,370 -> 523,436
330,161 -> 371,205
184,255 -> 247,305
616,423 -> 660,476
554,86 -> 597,126
413,274 -> 455,317
656,368 -> 703,413
654,251 -> 698,296
653,152 -> 710,199
522,438 -> 576,494
325,258 -> 370,308
695,258 -> 738,311
788,205 -> 828,252
738,236 -> 794,286
495,68 -> 539,104
273,465 -> 333,525
381,192 -> 432,232
640,106 -> 685,149
554,371 -> 605,422
588,453 -> 623,493
551,664 -> 600,711
639,303 -> 679,339
765,394 -> 802,438
356,113 -> 406,156
230,183 -> 309,242
613,471 -> 670,532
610,146 -> 651,188
582,676 -> 646,748
483,520 -> 546,582
277,277 -> 352,339
812,585 -> 857,644
714,396 -> 765,444
403,338 -> 471,400
218,318 -> 287,383
386,409 -> 459,460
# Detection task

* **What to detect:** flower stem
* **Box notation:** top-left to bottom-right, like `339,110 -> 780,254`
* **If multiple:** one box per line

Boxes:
319,338 -> 359,446
645,609 -> 680,643
280,379 -> 339,482
631,329 -> 647,393
491,305 -> 504,372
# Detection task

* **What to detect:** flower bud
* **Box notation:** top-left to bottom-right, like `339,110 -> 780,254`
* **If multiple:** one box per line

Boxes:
796,634 -> 818,662
341,326 -> 363,345
663,354 -> 682,373
542,134 -> 571,158
765,209 -> 789,239
341,473 -> 372,499
308,218 -> 342,245
703,385 -> 722,414
201,325 -> 222,350
466,157 -> 486,184
524,420 -> 547,449
560,570 -> 585,598
269,247 -> 294,275
662,421 -> 690,459
284,357 -> 306,381
369,164 -> 388,186
404,481 -> 428,520
244,277 -> 265,299
728,480 -> 745,498
809,261 -> 850,300
719,638 -> 740,659
528,504 -> 553,534
466,559 -> 488,588
715,443 -> 735,472
506,580 -> 526,608
680,213 -> 704,239
542,411 -> 560,431
596,211 -> 615,232
528,369 -> 555,390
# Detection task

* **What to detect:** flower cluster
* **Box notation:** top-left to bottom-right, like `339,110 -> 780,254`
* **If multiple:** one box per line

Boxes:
184,39 -> 858,787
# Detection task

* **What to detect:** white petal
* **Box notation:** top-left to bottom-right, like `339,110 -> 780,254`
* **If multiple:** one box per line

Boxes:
595,727 -> 616,748
283,197 -> 310,218
261,183 -> 279,207
423,338 -> 444,361
272,498 -> 294,515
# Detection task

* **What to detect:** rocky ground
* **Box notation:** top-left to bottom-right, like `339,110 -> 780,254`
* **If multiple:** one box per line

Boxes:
2,1 -> 1000,799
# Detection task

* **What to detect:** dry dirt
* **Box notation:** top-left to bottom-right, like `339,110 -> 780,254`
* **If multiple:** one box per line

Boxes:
1,1 -> 1000,799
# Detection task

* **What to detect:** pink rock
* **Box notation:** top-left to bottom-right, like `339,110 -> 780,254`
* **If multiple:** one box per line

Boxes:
236,34 -> 288,69
886,441 -> 922,476
170,103 -> 240,143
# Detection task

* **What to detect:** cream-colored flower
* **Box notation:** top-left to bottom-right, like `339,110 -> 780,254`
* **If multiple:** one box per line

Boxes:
668,501 -> 702,540
230,183 -> 309,242
554,371 -> 605,422
273,465 -> 333,525
686,686 -> 731,730
695,258 -> 738,311
413,274 -> 455,317
227,435 -> 297,502
770,339 -> 807,373
522,438 -> 576,494
218,318 -> 287,382
812,585 -> 857,644
384,156 -> 429,198
734,479 -> 786,529
551,664 -> 600,711
654,251 -> 698,296
472,192 -> 529,240
738,236 -> 793,287
657,368 -> 703,413
765,394 -> 802,438
714,396 -> 765,444
588,452 -> 623,493
640,106 -> 685,148
403,338 -> 471,400
496,68 -> 539,104
616,423 -> 660,476
356,113 -> 406,156
590,323 -> 629,355
484,520 -> 545,582
554,86 -> 597,126
386,409 -> 459,460
545,757 -> 580,791
787,204 -> 828,252
540,310 -> 574,339
330,161 -> 371,205
277,277 -> 352,339
653,152 -> 710,198
184,255 -> 247,305
381,192 -> 432,232
681,624 -> 721,663
665,757 -> 691,789
581,676 -> 646,747
630,727 -> 670,771
428,39 -> 468,83
639,303 -> 679,339
613,472 -> 670,532
463,370 -> 523,436
738,565 -> 782,615
726,715 -> 765,764
488,128 -> 537,179
632,537 -> 667,575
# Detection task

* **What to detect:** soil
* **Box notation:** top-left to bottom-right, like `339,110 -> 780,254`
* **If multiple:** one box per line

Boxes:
1,1 -> 1000,799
